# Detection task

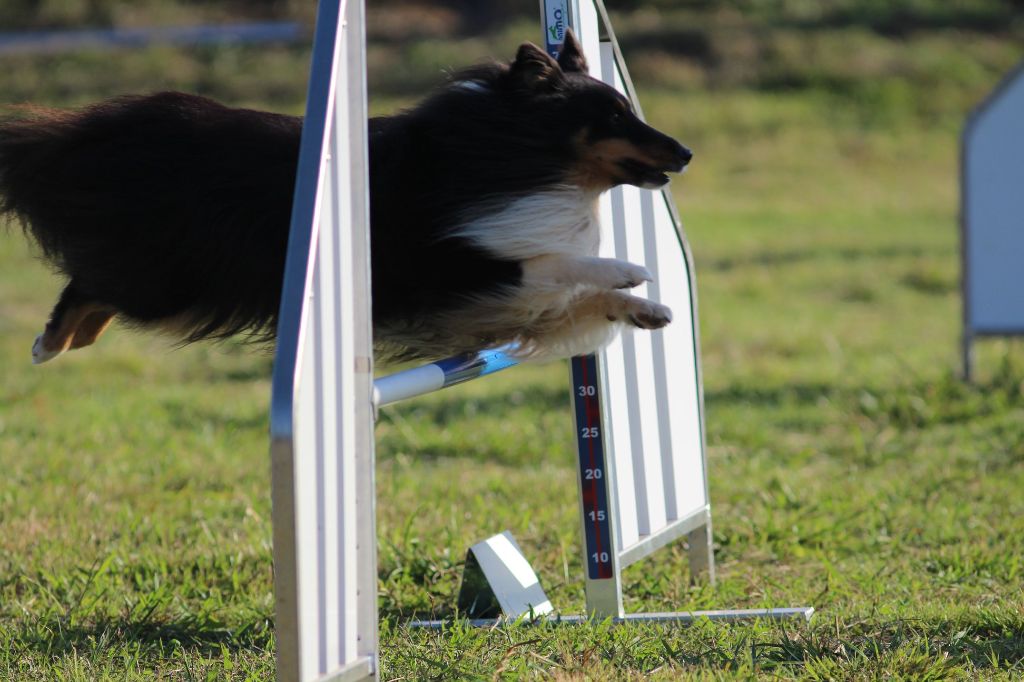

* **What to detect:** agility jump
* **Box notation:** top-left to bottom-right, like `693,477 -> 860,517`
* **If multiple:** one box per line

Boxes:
269,1 -> 810,680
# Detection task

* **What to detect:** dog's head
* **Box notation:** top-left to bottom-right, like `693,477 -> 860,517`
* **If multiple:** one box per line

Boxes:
502,30 -> 692,191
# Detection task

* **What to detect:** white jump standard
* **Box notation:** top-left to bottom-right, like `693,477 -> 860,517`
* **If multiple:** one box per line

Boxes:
270,0 -> 376,680
408,0 -> 812,626
269,1 -> 811,680
375,0 -> 813,627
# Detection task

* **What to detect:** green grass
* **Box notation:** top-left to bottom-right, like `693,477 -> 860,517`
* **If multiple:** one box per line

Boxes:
2,1 -> 1024,679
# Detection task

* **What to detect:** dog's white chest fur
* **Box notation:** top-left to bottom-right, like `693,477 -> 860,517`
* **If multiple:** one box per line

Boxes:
450,186 -> 600,260
381,184 -> 670,362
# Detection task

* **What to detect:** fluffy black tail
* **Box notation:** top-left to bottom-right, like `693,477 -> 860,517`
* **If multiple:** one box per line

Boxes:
0,93 -> 303,343
0,105 -> 79,262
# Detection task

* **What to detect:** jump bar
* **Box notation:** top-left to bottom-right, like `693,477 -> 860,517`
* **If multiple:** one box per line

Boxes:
374,345 -> 519,407
410,607 -> 815,629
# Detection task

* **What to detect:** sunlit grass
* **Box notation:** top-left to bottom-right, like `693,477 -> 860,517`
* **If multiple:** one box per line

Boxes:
2,2 -> 1024,678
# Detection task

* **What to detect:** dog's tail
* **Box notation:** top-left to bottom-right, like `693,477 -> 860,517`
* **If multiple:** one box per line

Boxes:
2,94 -> 303,345
0,105 -> 81,264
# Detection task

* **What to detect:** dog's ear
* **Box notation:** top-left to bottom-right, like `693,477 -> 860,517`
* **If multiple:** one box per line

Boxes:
510,42 -> 563,90
557,29 -> 588,73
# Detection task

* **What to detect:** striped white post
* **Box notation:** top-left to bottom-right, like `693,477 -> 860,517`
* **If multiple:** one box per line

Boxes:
270,0 -> 377,680
542,0 -> 714,619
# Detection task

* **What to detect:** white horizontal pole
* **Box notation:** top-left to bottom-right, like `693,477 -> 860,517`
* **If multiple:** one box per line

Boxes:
373,364 -> 446,406
373,345 -> 519,408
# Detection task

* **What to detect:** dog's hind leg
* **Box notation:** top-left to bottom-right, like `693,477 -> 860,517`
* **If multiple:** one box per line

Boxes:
69,309 -> 117,349
32,282 -> 116,364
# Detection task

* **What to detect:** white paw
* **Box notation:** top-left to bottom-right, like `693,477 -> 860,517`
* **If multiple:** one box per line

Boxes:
32,334 -> 62,365
625,300 -> 673,330
604,261 -> 652,290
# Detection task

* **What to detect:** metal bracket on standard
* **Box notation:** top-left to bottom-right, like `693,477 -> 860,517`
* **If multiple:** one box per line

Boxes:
410,531 -> 553,627
409,530 -> 814,629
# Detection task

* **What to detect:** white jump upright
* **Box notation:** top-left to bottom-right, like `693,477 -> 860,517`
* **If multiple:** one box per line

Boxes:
269,0 -> 377,680
381,0 -> 811,627
269,1 -> 812,675
961,61 -> 1024,381
542,0 -> 713,618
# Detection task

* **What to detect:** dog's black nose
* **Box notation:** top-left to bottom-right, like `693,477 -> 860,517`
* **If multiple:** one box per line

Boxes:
666,142 -> 692,173
678,144 -> 693,166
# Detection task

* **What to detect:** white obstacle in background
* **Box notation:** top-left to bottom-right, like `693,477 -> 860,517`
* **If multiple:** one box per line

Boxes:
543,0 -> 713,618
961,61 -> 1024,380
269,0 -> 377,680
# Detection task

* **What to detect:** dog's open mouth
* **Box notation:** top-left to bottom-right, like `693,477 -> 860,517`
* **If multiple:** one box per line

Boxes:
618,159 -> 676,189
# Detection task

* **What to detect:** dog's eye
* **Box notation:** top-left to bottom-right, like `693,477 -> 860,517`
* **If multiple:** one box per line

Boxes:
610,111 -> 622,125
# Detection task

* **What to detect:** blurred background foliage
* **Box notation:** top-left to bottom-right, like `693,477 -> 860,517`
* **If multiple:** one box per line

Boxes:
0,0 -> 1020,127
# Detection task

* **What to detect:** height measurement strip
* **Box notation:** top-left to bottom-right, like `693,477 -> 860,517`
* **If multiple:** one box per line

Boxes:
542,0 -> 616,585
570,355 -> 614,580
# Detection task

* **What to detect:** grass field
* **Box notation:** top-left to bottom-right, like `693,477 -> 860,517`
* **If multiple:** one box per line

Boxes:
2,1 -> 1024,679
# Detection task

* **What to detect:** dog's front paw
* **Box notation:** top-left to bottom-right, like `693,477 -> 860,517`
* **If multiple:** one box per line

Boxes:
603,260 -> 652,290
625,300 -> 673,330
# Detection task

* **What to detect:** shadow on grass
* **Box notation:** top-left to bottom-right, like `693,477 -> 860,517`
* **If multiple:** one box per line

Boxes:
702,244 -> 949,273
20,612 -> 273,658
705,381 -> 837,409
8,551 -> 276,660
710,366 -> 1024,429
758,614 -> 1024,673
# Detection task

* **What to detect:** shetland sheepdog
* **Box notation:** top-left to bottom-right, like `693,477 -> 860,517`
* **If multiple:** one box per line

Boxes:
0,30 -> 691,365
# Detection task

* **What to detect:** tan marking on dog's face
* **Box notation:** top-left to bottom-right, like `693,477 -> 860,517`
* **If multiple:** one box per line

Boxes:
568,130 -> 675,191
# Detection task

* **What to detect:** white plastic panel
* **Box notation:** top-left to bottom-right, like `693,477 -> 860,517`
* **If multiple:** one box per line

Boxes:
270,0 -> 376,680
964,64 -> 1024,333
650,192 -> 707,519
622,182 -> 669,535
585,27 -> 708,550
598,186 -> 641,549
576,0 -> 601,81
